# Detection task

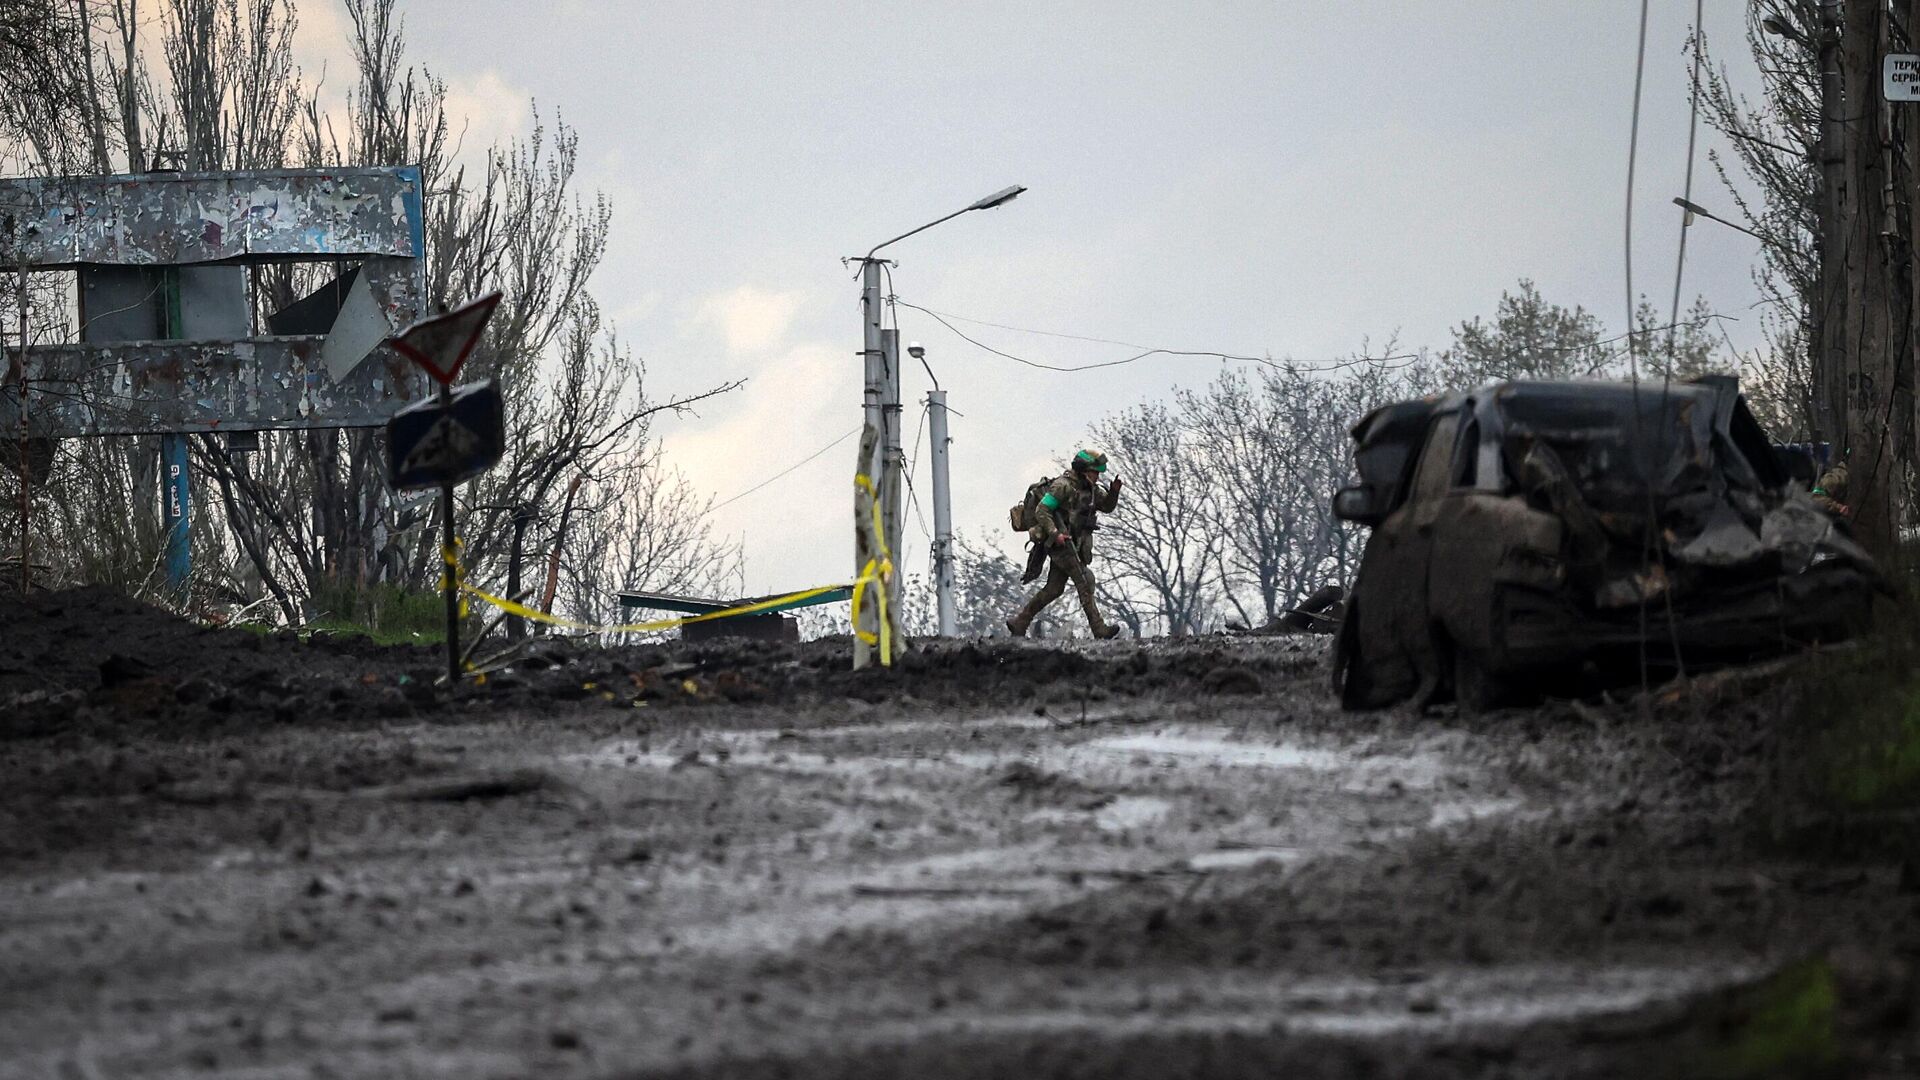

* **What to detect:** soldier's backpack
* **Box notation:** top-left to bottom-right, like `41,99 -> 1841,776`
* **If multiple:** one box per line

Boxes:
1009,476 -> 1053,532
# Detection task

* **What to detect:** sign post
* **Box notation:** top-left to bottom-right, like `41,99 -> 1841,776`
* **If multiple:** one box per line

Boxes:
385,292 -> 505,685
438,385 -> 456,684
163,435 -> 191,594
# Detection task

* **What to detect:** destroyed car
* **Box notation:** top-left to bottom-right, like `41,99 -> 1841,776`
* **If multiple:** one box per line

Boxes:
1330,377 -> 1880,711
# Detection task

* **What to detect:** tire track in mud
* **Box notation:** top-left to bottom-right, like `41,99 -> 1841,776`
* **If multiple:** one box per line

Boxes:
0,633 -> 1884,1078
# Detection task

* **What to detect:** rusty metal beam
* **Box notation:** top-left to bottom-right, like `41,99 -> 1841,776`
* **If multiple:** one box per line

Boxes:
0,335 -> 427,436
0,167 -> 424,269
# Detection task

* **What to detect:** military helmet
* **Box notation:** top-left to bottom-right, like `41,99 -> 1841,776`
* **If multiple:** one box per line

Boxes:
1073,449 -> 1109,473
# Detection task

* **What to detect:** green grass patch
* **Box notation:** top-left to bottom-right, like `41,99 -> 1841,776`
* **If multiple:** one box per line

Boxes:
305,582 -> 447,646
1801,655 -> 1920,811
1818,684 -> 1920,809
1776,535 -> 1920,806
1693,960 -> 1840,1080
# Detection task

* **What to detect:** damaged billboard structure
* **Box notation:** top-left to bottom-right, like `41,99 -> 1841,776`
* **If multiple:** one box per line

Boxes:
1,166 -> 429,589
1331,377 -> 1884,713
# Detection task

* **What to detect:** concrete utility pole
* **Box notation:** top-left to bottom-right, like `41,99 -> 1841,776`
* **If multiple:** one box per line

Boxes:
912,341 -> 956,636
927,386 -> 956,637
881,327 -> 904,577
854,256 -> 887,668
852,184 -> 1024,668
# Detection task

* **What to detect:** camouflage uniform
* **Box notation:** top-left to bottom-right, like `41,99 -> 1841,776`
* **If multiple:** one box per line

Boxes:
1812,462 -> 1851,518
1007,466 -> 1123,638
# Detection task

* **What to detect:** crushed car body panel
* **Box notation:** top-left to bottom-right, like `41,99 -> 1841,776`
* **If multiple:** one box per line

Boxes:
1332,378 -> 1879,711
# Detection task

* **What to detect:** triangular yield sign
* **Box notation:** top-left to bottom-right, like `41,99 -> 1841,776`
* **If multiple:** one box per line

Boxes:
391,291 -> 503,385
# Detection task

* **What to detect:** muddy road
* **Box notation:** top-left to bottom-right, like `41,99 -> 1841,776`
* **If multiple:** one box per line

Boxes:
2,588 -> 1916,1078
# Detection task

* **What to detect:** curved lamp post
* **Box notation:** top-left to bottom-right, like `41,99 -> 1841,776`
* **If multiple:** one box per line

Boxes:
853,185 -> 1024,665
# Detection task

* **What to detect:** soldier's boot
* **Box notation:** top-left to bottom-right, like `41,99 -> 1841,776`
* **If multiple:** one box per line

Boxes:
1075,578 -> 1121,640
1011,564 -> 1071,637
1007,589 -> 1057,637
1006,602 -> 1038,637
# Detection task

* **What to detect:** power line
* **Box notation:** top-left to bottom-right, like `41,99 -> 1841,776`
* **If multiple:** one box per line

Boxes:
894,299 -> 1420,374
1665,0 -> 1706,372
904,305 -> 1166,351
899,296 -> 1739,382
904,401 -> 930,540
1621,0 -> 1679,697
1624,0 -> 1650,381
705,426 -> 858,514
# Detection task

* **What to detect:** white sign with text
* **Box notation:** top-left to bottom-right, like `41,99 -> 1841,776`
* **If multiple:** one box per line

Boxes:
1886,54 -> 1920,100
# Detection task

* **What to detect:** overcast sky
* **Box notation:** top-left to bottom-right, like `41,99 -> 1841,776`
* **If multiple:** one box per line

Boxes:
308,1 -> 1771,599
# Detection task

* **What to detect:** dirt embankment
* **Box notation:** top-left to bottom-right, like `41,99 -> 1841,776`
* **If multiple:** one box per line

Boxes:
2,588 -> 1917,1078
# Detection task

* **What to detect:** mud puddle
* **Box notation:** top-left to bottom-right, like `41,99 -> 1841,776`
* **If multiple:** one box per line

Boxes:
872,959 -> 1763,1042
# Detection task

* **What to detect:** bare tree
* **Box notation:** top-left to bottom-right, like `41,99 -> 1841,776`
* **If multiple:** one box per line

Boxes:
1088,402 -> 1220,637
1695,3 -> 1819,431
0,0 -> 97,173
1178,368 -> 1292,625
1,0 -> 745,629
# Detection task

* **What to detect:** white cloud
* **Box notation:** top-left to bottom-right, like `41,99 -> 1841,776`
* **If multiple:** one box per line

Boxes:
442,69 -> 534,164
690,285 -> 811,355
291,1 -> 357,123
659,339 -> 858,591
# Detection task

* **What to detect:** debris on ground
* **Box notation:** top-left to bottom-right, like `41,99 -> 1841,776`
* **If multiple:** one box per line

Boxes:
1,586 -> 1915,1078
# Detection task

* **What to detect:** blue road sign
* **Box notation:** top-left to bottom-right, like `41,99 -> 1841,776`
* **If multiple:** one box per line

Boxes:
163,433 -> 191,592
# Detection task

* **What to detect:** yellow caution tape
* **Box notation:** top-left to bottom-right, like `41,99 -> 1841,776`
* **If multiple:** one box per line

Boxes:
457,578 -> 873,636
441,474 -> 898,666
849,474 -> 893,665
440,539 -> 470,620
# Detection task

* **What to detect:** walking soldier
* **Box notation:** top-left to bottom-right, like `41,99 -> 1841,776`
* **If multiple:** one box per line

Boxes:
1007,449 -> 1124,639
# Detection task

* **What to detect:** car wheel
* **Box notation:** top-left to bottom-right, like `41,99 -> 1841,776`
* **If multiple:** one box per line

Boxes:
1450,642 -> 1504,716
1334,597 -> 1371,709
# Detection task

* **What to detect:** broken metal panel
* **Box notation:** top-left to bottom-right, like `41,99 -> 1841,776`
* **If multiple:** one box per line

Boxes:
261,257 -> 418,382
319,261 -> 398,383
357,256 -> 423,339
175,265 -> 248,339
78,267 -> 166,341
5,167 -> 429,436
267,265 -> 359,335
0,336 -> 425,436
77,264 -> 246,343
618,587 -> 854,616
1,167 -> 425,268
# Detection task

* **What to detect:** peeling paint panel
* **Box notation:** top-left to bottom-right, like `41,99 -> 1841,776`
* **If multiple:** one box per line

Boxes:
1,167 -> 424,268
0,337 -> 429,437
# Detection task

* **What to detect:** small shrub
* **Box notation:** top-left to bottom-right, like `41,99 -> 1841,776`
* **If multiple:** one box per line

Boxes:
306,581 -> 448,646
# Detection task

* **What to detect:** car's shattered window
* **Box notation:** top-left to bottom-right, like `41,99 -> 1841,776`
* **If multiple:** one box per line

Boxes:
1496,387 -> 1716,511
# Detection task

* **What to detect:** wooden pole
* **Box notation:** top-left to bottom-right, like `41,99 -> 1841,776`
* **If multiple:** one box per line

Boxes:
539,472 -> 587,620
1816,0 -> 1845,448
1910,0 -> 1920,508
1839,0 -> 1901,553
505,504 -> 533,641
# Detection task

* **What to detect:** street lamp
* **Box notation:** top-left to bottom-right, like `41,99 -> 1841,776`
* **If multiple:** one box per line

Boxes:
852,186 -> 1024,666
1760,15 -> 1807,48
1672,196 -> 1793,254
862,185 -> 1026,262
